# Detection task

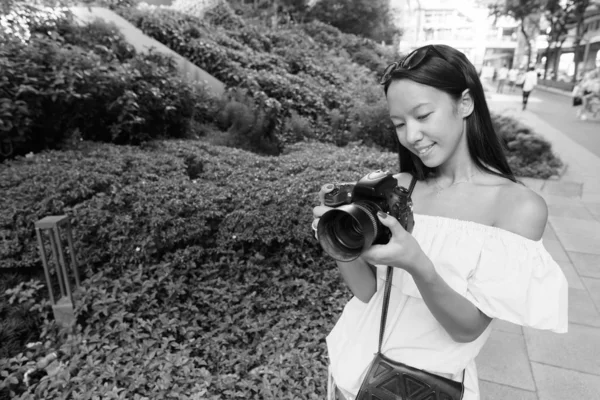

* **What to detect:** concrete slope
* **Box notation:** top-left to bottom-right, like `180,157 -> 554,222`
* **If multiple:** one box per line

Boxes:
70,6 -> 225,97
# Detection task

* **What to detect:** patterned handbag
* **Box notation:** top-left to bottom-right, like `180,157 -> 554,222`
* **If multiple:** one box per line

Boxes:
355,265 -> 465,400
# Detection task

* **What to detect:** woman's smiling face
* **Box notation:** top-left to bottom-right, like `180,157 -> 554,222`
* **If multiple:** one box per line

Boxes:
386,79 -> 470,169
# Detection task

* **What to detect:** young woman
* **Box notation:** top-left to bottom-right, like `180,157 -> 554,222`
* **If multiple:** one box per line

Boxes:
312,44 -> 568,400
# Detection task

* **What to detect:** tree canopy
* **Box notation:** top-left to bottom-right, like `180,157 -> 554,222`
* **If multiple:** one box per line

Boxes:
307,0 -> 400,44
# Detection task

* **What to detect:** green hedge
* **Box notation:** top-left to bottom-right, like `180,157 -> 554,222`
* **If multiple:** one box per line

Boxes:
117,5 -> 390,145
492,113 -> 564,179
0,7 -> 218,161
0,139 -> 397,399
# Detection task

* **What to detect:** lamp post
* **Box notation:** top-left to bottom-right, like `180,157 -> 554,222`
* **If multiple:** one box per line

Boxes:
35,215 -> 81,328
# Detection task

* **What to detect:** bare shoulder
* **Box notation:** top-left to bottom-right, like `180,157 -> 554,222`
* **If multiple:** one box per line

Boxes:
494,180 -> 548,241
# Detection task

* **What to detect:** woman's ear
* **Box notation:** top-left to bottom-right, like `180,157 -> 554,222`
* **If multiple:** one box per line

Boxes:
459,89 -> 474,118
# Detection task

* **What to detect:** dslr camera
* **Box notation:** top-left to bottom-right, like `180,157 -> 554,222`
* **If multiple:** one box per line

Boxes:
317,170 -> 414,262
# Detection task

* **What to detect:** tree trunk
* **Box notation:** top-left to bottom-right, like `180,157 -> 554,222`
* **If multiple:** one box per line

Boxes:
552,39 -> 565,80
520,19 -> 532,67
543,46 -> 551,80
572,2 -> 589,83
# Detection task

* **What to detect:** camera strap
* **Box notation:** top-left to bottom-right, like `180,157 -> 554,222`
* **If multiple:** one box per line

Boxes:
378,174 -> 465,386
407,174 -> 417,197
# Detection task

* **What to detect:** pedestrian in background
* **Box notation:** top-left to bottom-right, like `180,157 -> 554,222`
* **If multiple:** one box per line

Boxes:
521,67 -> 538,110
496,63 -> 508,93
507,67 -> 518,92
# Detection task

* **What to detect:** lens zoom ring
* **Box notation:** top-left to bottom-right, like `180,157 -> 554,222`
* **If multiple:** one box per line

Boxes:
352,202 -> 379,238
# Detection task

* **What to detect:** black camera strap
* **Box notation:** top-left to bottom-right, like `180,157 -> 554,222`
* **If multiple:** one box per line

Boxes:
407,174 -> 417,198
378,173 -> 416,353
378,174 -> 466,385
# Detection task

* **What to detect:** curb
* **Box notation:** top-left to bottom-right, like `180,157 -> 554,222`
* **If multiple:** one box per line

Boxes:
536,85 -> 572,98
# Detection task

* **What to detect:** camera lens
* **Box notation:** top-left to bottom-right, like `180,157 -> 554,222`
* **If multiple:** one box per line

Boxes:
317,201 -> 381,261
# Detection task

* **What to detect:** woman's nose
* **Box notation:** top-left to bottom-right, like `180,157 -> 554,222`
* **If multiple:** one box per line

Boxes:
405,122 -> 423,144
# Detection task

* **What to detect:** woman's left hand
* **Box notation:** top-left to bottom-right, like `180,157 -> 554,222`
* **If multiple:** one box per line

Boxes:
360,211 -> 429,276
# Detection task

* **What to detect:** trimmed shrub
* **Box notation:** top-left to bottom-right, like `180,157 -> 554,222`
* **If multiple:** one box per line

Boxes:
492,112 -> 564,179
0,139 -> 397,399
0,14 -> 219,160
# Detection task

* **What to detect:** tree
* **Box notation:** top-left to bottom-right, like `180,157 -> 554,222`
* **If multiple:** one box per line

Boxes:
229,0 -> 311,25
542,0 -> 575,79
570,0 -> 591,82
307,0 -> 400,44
489,0 -> 545,68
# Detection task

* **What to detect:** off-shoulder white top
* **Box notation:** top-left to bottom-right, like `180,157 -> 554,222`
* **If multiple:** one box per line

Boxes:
326,213 -> 568,400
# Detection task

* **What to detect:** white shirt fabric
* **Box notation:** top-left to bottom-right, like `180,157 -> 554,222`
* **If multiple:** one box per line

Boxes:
522,71 -> 538,92
497,67 -> 509,80
326,213 -> 568,400
508,69 -> 518,82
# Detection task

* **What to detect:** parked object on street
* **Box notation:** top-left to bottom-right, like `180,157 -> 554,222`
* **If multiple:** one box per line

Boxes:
575,68 -> 600,120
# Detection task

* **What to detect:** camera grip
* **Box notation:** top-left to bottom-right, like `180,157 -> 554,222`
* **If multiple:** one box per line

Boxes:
318,184 -> 335,205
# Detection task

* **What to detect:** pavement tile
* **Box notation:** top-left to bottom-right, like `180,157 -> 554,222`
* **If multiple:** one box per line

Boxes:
475,330 -> 535,391
582,193 -> 600,203
548,216 -> 600,238
540,193 -> 574,206
492,319 -> 523,335
557,259 -> 585,290
547,203 -> 595,220
583,202 -> 600,221
531,362 -> 600,400
582,277 -> 600,311
478,380 -> 537,400
524,324 -> 600,375
552,232 -> 600,254
542,181 -> 583,198
542,239 -> 570,262
569,252 -> 600,279
542,223 -> 558,242
568,288 -> 600,328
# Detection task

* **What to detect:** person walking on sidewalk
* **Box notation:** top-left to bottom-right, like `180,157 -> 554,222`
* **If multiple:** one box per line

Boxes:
521,66 -> 538,110
312,44 -> 568,400
496,63 -> 508,93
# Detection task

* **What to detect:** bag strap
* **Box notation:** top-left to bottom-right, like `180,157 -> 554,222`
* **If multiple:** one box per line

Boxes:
377,174 -> 466,386
378,174 -> 417,352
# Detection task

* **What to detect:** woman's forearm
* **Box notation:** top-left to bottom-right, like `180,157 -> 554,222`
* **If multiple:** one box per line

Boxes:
336,258 -> 377,303
410,256 -> 492,343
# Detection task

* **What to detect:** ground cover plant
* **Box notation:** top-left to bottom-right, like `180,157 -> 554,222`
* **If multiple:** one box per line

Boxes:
0,139 -> 397,399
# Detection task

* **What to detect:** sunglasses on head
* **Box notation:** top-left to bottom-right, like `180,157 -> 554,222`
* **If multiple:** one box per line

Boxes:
379,45 -> 448,85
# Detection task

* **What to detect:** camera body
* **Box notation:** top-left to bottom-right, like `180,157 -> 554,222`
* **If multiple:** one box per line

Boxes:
317,170 -> 414,261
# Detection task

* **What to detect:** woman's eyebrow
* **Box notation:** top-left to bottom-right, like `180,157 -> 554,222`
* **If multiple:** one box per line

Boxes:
411,102 -> 430,111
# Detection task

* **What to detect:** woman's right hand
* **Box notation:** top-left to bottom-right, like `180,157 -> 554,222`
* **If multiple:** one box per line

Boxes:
311,183 -> 335,239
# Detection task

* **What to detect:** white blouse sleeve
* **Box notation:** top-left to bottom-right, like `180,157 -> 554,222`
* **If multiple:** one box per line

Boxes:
465,234 -> 568,333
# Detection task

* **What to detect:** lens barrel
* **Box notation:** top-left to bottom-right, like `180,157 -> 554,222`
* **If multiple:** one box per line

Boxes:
317,201 -> 381,261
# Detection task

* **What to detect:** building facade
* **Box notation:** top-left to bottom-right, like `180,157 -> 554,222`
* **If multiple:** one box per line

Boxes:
390,0 -> 519,72
536,1 -> 600,83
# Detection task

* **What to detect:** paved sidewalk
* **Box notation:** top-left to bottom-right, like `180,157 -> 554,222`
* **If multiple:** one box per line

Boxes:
475,92 -> 600,399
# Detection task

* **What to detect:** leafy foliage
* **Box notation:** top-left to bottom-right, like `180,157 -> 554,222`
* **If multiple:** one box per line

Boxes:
307,0 -> 400,44
0,139 -> 397,399
0,9 -> 220,160
492,113 -> 564,178
117,5 -> 393,145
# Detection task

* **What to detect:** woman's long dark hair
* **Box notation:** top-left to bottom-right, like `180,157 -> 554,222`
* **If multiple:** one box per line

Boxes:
383,45 -> 516,183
